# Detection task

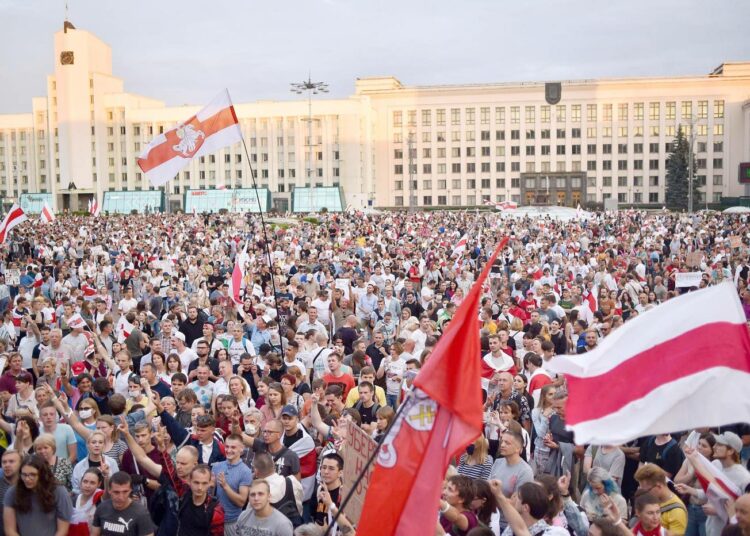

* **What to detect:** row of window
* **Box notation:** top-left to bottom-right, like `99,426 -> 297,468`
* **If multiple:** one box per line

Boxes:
394,141 -> 724,160
390,192 -> 730,207
391,174 -> 724,191
392,101 -> 726,127
393,158 -> 724,175
394,123 -> 724,144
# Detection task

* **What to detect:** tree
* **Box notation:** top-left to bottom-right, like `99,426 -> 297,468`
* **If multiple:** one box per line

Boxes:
665,126 -> 698,211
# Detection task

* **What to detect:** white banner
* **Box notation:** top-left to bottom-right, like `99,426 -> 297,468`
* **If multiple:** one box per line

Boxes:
675,272 -> 703,288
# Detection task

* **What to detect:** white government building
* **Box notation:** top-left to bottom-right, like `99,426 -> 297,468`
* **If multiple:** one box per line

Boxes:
1,21 -> 750,213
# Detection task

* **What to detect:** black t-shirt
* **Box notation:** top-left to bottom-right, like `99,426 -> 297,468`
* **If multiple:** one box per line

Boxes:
178,493 -> 217,536
638,436 -> 685,477
93,499 -> 156,536
314,485 -> 341,526
282,428 -> 304,449
357,402 -> 377,426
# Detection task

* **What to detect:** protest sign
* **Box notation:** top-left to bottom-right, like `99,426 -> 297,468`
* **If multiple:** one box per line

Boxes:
676,272 -> 703,288
341,420 -> 378,525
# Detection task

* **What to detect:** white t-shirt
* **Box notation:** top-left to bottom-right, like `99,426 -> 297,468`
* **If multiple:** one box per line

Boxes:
178,348 -> 198,374
381,357 -> 406,396
118,298 -> 138,314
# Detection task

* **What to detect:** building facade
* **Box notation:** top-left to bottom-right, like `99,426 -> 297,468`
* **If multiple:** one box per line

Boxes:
1,22 -> 749,212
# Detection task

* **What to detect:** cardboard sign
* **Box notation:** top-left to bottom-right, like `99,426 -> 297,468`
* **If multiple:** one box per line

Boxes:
675,272 -> 703,288
686,251 -> 703,268
730,236 -> 743,249
341,420 -> 378,525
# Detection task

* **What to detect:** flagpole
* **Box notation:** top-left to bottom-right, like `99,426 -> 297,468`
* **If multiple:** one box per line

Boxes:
322,397 -> 411,536
238,134 -> 284,356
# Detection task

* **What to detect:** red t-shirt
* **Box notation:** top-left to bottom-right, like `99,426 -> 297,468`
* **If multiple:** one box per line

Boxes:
322,372 -> 356,399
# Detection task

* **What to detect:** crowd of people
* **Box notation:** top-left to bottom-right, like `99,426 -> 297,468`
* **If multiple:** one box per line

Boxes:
0,207 -> 748,536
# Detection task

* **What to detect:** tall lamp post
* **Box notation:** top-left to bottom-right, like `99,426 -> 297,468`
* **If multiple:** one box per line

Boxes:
291,76 -> 328,213
685,115 -> 703,214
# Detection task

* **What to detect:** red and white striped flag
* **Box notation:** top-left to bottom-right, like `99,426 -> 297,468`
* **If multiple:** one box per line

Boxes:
452,233 -> 468,256
0,204 -> 28,244
228,243 -> 248,305
137,89 -> 242,187
89,198 -> 101,217
32,273 -> 44,288
585,284 -> 598,313
547,283 -> 750,445
40,202 -> 55,224
499,200 -> 518,211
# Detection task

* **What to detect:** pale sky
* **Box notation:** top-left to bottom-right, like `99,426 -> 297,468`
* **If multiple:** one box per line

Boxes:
1,0 -> 749,114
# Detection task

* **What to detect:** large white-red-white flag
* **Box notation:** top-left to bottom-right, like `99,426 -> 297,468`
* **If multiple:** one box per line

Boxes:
89,197 -> 101,217
452,233 -> 468,256
547,282 -> 750,445
137,89 -> 242,187
0,204 -> 27,244
40,202 -> 55,223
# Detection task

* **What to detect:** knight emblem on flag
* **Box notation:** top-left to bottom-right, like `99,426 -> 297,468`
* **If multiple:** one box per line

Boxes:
377,390 -> 437,468
172,121 -> 206,157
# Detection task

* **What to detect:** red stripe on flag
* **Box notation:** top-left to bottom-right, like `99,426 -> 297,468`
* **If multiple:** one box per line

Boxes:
0,207 -> 26,243
565,321 -> 750,425
137,106 -> 238,173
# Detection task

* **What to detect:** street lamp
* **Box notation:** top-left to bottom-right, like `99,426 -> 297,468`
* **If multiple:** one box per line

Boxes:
684,116 -> 704,214
291,75 -> 328,213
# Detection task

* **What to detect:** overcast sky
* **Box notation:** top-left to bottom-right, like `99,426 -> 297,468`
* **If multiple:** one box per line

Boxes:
1,0 -> 749,114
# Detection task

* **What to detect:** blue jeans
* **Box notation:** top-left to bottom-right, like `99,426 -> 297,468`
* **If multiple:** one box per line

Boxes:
387,393 -> 399,410
685,502 -> 707,536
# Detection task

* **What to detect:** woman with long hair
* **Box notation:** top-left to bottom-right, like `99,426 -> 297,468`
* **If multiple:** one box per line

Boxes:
33,434 -> 73,491
470,479 -> 499,528
675,432 -> 716,536
150,352 -> 172,385
228,375 -> 253,414
286,366 -> 312,401
513,373 -> 534,412
280,374 -> 303,412
456,435 -> 493,480
165,353 -> 183,379
259,381 -> 286,424
8,416 -> 39,456
70,431 -> 119,496
3,454 -> 73,536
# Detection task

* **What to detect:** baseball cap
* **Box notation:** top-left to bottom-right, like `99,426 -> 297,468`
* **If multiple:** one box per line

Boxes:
172,331 -> 186,342
280,405 -> 299,418
715,431 -> 743,453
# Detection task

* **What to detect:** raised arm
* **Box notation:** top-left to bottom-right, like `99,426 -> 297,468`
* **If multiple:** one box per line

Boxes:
118,420 -> 162,478
309,393 -> 333,439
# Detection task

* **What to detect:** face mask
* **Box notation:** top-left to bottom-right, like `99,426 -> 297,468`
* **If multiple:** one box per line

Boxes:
79,409 -> 93,420
129,389 -> 141,399
245,424 -> 257,436
466,445 -> 475,455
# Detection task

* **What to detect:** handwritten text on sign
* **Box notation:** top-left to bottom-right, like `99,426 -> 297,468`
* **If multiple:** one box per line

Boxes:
341,420 -> 378,525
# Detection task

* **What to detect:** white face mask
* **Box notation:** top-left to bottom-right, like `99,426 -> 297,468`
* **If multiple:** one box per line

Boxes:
79,409 -> 93,420
245,424 -> 257,436
128,389 -> 141,399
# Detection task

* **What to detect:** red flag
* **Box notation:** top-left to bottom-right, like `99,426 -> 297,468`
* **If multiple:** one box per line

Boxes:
137,89 -> 242,187
228,243 -> 247,305
32,273 -> 43,288
358,237 -> 508,536
0,204 -> 28,244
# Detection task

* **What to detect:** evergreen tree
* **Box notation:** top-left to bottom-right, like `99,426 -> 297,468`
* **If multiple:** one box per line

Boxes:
665,127 -> 698,211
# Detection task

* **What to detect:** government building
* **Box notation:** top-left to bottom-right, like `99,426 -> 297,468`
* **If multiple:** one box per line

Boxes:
1,21 -> 749,213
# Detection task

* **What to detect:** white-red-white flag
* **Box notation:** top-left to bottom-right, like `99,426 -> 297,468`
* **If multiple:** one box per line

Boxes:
547,283 -> 750,444
32,273 -> 44,288
585,284 -> 598,313
89,198 -> 101,217
0,204 -> 28,244
498,200 -> 518,211
40,202 -> 55,223
452,233 -> 468,256
137,89 -> 242,187
228,243 -> 248,305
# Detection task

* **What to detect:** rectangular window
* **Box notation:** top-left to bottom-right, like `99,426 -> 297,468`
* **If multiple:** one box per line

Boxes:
526,146 -> 535,156
714,124 -> 724,136
572,145 -> 581,155
526,129 -> 535,140
437,109 -> 446,126
511,162 -> 520,172
466,108 -> 475,125
422,180 -> 432,189
422,109 -> 431,126
697,100 -> 708,119
634,143 -> 643,153
618,103 -> 628,121
466,163 -> 476,172
511,146 -> 520,156
603,104 -> 612,122
649,176 -> 659,186
587,144 -> 597,154
556,105 -> 566,122
603,144 -> 612,154
541,129 -> 551,139
603,161 -> 612,170
587,104 -> 597,122
481,162 -> 490,172
556,145 -> 566,155
480,107 -> 490,125
496,179 -> 506,188
495,130 -> 505,141
618,143 -> 628,154
510,106 -> 520,124
451,108 -> 461,125
713,158 -> 723,169
619,127 -> 628,137
438,163 -> 446,173
714,100 -> 725,119
649,102 -> 660,121
649,159 -> 660,170
495,146 -> 505,157
666,102 -> 676,120
423,148 -> 432,158
423,164 -> 432,174
713,174 -> 723,186
481,131 -> 491,141
682,101 -> 692,119
714,141 -> 723,152
452,131 -> 461,142
393,111 -> 402,127
467,179 -> 476,189
556,129 -> 566,139
452,179 -> 461,189
618,160 -> 628,170
587,127 -> 597,138
571,128 -> 581,138
618,176 -> 628,187
511,130 -> 520,140
603,176 -> 612,187
571,104 -> 581,122
452,163 -> 461,173
587,161 -> 597,171
394,164 -> 403,174
407,110 -> 416,127
481,178 -> 491,189
541,106 -> 550,123
634,103 -> 644,121
525,106 -> 535,124
495,107 -> 505,124
634,160 -> 643,170
452,147 -> 461,157
541,145 -> 551,155
481,147 -> 490,157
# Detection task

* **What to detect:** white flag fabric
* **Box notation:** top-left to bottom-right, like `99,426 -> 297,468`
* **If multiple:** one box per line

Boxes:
137,89 -> 242,187
0,204 -> 27,243
40,202 -> 55,223
546,283 -> 750,444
